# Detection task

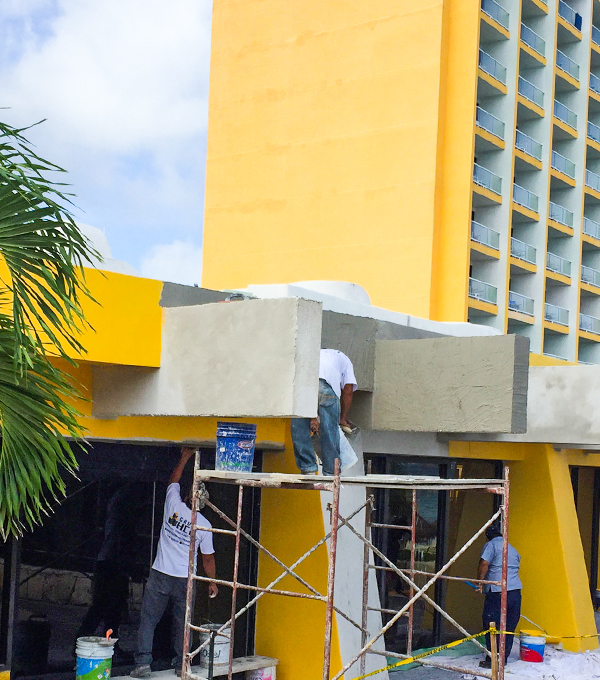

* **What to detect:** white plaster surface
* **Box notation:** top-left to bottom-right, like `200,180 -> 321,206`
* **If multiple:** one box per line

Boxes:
91,297 -> 322,418
361,431 -> 449,457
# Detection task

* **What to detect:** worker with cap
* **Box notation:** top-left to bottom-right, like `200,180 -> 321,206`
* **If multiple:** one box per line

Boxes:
477,522 -> 522,668
131,448 -> 217,678
291,348 -> 358,476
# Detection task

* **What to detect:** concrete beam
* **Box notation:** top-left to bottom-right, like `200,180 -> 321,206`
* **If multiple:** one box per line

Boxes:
91,297 -> 322,418
353,335 -> 529,433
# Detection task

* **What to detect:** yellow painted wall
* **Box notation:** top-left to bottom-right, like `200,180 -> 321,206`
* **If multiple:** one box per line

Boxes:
255,429 -> 343,679
202,0 -> 471,317
0,669 -> 9,680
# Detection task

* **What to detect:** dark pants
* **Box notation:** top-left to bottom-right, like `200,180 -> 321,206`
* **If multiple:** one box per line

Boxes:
135,569 -> 190,667
77,560 -> 129,639
483,590 -> 521,661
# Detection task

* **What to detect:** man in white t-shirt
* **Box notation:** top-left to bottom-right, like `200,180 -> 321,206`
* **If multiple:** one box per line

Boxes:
291,349 -> 358,475
131,448 -> 217,678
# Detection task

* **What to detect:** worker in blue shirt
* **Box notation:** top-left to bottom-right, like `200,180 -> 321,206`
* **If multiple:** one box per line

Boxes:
477,523 -> 522,668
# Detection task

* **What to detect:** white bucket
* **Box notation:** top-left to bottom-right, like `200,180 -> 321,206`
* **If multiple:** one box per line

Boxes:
198,625 -> 231,667
246,668 -> 276,680
76,637 -> 116,680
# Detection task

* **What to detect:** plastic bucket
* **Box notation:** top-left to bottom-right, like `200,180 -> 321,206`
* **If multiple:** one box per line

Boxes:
246,668 -> 276,679
76,637 -> 115,680
198,624 -> 231,667
519,633 -> 545,662
216,422 -> 257,472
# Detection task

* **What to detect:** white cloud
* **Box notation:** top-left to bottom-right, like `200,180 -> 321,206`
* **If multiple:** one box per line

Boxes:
0,0 -> 212,268
139,240 -> 203,286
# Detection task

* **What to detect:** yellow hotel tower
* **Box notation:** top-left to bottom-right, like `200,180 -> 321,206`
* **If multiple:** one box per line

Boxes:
202,0 -> 600,365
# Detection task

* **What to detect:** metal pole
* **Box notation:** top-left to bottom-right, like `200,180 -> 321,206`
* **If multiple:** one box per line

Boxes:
408,488 -> 417,656
499,467 -> 510,680
323,458 -> 341,680
360,494 -> 374,675
182,451 -> 200,680
228,484 -> 244,680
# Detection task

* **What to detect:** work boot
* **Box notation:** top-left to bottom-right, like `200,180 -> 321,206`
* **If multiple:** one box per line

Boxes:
173,666 -> 182,677
479,657 -> 492,669
130,665 -> 151,678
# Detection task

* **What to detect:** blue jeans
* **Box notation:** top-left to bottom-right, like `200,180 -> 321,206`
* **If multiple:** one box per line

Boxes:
291,379 -> 340,475
483,589 -> 521,661
135,569 -> 191,667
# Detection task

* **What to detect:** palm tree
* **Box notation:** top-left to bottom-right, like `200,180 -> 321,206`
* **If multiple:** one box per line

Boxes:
0,118 -> 98,538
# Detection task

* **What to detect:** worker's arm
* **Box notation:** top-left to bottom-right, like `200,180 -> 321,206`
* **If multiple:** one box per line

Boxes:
202,553 -> 218,598
476,558 -> 489,593
340,384 -> 354,428
169,447 -> 195,485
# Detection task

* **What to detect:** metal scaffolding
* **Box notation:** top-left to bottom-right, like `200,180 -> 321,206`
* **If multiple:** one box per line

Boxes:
182,456 -> 510,680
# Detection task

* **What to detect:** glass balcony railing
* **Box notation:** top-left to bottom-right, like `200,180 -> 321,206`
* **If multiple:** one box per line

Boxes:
556,50 -> 580,80
580,313 -> 600,334
546,251 -> 571,276
515,130 -> 543,159
513,183 -> 539,212
581,264 -> 600,287
588,121 -> 600,143
469,277 -> 498,304
479,49 -> 507,84
545,303 -> 569,326
558,0 -> 582,30
519,76 -> 544,107
511,237 -> 536,264
476,106 -> 505,140
473,163 -> 502,194
521,24 -> 545,56
548,201 -> 574,227
551,150 -> 576,178
554,100 -> 577,129
471,221 -> 500,249
481,0 -> 509,29
593,25 -> 600,47
584,216 -> 600,239
508,291 -> 534,316
590,73 -> 600,95
586,169 -> 600,192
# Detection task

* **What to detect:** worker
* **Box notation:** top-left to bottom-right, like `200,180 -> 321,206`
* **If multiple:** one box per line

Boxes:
291,348 -> 357,476
131,447 -> 218,678
477,522 -> 522,668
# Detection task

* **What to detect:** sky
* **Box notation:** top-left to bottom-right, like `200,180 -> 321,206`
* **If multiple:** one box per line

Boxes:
0,0 -> 212,285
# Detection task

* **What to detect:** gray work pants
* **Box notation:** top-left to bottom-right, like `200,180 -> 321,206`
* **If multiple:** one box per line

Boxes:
135,569 -> 191,667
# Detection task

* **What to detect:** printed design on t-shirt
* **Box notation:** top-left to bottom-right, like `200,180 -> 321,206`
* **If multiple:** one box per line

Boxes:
165,511 -> 193,546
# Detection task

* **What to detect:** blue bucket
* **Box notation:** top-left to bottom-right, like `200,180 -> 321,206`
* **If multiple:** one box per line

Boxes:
216,422 -> 257,472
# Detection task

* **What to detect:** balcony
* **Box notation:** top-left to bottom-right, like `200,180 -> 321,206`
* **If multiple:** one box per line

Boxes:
593,25 -> 600,47
469,277 -> 498,304
556,50 -> 579,81
521,24 -> 545,56
474,163 -> 502,194
548,201 -> 574,227
584,217 -> 600,239
476,106 -> 505,140
479,49 -> 507,84
519,76 -> 544,107
586,169 -> 600,192
481,0 -> 509,29
546,251 -> 571,276
580,313 -> 600,334
471,221 -> 500,249
558,0 -> 582,31
591,73 -> 600,96
545,303 -> 569,326
551,150 -> 576,178
508,291 -> 534,315
589,121 -> 600,143
515,130 -> 542,159
554,100 -> 577,129
581,265 -> 600,287
511,237 -> 536,264
513,183 -> 539,212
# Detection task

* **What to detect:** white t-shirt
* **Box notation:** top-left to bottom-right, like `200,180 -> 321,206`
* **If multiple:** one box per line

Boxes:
152,483 -> 214,578
319,349 -> 358,399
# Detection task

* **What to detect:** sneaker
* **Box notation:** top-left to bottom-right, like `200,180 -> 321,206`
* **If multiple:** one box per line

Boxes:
130,665 -> 151,678
479,658 -> 492,669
